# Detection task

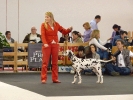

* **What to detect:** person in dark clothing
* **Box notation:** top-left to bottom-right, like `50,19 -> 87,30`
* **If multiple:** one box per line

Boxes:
59,34 -> 71,43
23,27 -> 41,43
76,46 -> 85,59
110,24 -> 123,44
112,31 -> 132,46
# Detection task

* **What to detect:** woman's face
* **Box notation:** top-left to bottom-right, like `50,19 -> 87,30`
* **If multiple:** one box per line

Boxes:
45,15 -> 51,23
72,33 -> 78,40
83,25 -> 88,30
96,33 -> 100,38
90,45 -> 96,53
78,51 -> 83,56
114,28 -> 118,32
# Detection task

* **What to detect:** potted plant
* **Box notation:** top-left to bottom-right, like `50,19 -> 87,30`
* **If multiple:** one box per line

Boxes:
0,32 -> 10,49
0,32 -> 10,67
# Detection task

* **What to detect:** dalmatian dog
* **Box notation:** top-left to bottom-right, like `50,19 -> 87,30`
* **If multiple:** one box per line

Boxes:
63,50 -> 113,84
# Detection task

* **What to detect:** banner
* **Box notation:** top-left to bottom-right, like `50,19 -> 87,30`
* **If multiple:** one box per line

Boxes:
28,43 -> 42,68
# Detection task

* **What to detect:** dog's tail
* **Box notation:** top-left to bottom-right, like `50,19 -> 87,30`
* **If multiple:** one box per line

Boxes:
99,59 -> 113,63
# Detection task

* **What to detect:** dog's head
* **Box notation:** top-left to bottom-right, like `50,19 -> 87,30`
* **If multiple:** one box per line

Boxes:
62,50 -> 74,57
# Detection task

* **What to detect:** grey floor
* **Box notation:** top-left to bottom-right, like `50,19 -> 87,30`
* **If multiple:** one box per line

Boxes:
0,73 -> 133,96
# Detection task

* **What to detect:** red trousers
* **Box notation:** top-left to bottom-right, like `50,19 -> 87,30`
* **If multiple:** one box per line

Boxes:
41,43 -> 59,81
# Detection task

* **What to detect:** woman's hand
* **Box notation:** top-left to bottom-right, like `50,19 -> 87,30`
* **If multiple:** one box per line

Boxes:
107,37 -> 112,41
128,37 -> 132,43
44,44 -> 49,47
69,26 -> 73,31
111,56 -> 116,62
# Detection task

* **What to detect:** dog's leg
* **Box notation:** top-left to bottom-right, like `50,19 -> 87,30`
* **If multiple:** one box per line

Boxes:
77,70 -> 82,84
72,71 -> 77,84
96,73 -> 100,83
93,67 -> 100,83
95,66 -> 103,84
99,68 -> 103,84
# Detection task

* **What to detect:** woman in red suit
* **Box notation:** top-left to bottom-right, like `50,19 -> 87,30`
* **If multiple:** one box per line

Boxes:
41,12 -> 72,84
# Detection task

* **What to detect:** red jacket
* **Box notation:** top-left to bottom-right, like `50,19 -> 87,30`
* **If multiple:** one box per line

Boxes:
41,22 -> 71,44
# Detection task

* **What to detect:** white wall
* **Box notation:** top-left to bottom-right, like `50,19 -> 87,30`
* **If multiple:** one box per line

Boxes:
0,0 -> 133,42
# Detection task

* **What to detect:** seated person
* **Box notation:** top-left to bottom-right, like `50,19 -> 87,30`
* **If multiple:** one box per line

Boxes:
76,46 -> 85,59
23,27 -> 41,43
86,44 -> 100,59
72,31 -> 83,43
112,31 -> 132,46
110,24 -> 123,43
3,31 -> 15,68
82,22 -> 92,43
59,34 -> 71,43
105,39 -> 133,76
89,30 -> 111,60
5,31 -> 15,43
3,31 -> 15,52
23,27 -> 41,70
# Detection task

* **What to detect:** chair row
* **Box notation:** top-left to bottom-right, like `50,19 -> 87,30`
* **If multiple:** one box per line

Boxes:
3,41 -> 133,72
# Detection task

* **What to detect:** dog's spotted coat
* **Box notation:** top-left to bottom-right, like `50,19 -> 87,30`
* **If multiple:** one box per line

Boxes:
63,50 -> 113,84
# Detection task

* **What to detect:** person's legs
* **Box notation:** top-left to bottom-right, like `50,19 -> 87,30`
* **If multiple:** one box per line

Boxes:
102,50 -> 109,60
51,44 -> 59,81
102,67 -> 106,74
119,67 -> 131,75
97,49 -> 109,60
41,45 -> 51,81
105,63 -> 119,75
48,55 -> 51,70
106,63 -> 115,74
97,50 -> 103,59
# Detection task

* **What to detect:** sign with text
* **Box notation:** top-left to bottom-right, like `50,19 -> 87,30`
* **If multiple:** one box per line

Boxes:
28,43 -> 42,68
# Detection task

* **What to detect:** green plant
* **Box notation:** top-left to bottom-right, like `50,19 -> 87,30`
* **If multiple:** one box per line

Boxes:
0,32 -> 10,49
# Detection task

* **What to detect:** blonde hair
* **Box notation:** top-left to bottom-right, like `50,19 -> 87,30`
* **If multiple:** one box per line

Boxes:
83,22 -> 91,29
90,30 -> 100,40
44,12 -> 55,29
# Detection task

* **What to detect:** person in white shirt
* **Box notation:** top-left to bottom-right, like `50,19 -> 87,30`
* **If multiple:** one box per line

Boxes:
89,30 -> 111,60
90,15 -> 101,30
105,39 -> 133,76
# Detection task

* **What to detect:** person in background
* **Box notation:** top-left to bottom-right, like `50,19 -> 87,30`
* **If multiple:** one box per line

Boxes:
76,46 -> 85,59
112,31 -> 132,46
90,15 -> 101,30
86,44 -> 100,59
5,31 -> 14,43
3,31 -> 15,68
110,24 -> 123,44
41,12 -> 72,84
59,34 -> 71,43
105,39 -> 133,76
82,22 -> 92,43
72,31 -> 83,43
23,27 -> 41,43
89,30 -> 111,60
22,27 -> 41,71
3,31 -> 14,52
